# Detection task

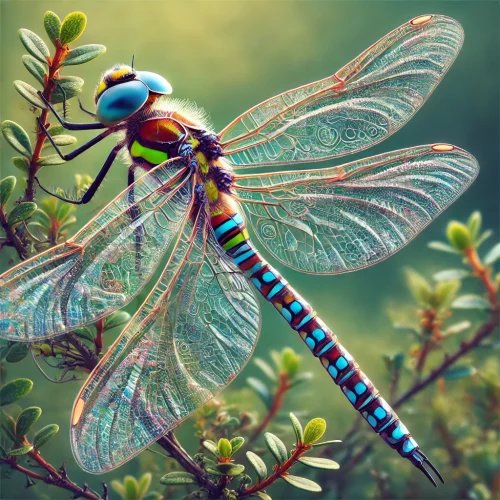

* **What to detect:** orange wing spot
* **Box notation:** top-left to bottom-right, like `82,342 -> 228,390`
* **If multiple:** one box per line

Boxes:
431,144 -> 454,152
411,15 -> 433,26
72,398 -> 85,426
227,373 -> 236,382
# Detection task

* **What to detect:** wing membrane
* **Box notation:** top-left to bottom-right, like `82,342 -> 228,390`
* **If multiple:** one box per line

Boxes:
233,145 -> 478,274
0,159 -> 192,340
70,208 -> 260,473
220,15 -> 463,167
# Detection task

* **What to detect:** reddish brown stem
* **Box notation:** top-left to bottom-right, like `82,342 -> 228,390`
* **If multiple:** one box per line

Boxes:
241,443 -> 310,497
94,319 -> 105,354
250,373 -> 291,443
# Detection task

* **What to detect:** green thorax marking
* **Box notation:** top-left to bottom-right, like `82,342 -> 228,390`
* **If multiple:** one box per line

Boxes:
130,140 -> 168,165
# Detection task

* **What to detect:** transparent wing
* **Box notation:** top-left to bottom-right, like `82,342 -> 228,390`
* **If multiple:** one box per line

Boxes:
0,159 -> 192,341
70,207 -> 260,473
232,145 -> 478,274
220,15 -> 463,168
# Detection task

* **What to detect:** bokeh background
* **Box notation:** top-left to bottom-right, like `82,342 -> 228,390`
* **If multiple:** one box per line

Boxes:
0,1 -> 498,499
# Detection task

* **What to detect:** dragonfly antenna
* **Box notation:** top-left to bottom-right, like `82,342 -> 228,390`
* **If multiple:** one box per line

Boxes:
131,54 -> 135,70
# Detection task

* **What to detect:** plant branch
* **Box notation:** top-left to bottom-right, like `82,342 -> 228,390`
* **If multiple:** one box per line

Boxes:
157,432 -> 219,498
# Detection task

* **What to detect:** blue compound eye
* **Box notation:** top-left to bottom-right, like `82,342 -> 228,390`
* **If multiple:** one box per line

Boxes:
137,71 -> 172,95
96,80 -> 149,126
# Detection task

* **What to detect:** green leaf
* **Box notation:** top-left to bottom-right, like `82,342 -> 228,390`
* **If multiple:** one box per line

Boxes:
447,221 -> 471,252
12,157 -> 29,173
246,451 -> 267,481
159,471 -> 197,485
22,55 -> 47,86
38,155 -> 66,166
8,444 -> 33,456
0,176 -> 16,207
0,379 -> 33,406
48,134 -> 77,146
1,121 -> 32,157
289,412 -> 304,445
8,202 -> 37,227
202,439 -> 219,458
298,456 -> 340,470
452,294 -> 491,310
138,472 -> 152,497
484,243 -> 500,266
63,44 -> 106,66
252,493 -> 272,500
110,480 -> 126,496
303,418 -> 326,445
247,377 -> 271,407
33,423 -> 59,449
405,268 -> 432,305
218,438 -> 232,458
206,463 -> 245,476
104,311 -> 131,331
123,475 -> 139,500
264,432 -> 288,464
59,12 -> 87,45
282,347 -> 301,378
6,343 -> 29,363
281,474 -> 322,492
433,269 -> 470,282
289,371 -> 313,388
312,439 -> 342,447
44,11 -> 61,45
467,211 -> 482,242
475,230 -> 492,248
443,365 -> 477,380
443,321 -> 471,337
14,80 -> 46,109
433,280 -> 460,310
18,29 -> 50,64
230,436 -> 245,456
51,76 -> 84,103
1,410 -> 17,440
428,241 -> 460,254
16,407 -> 42,438
73,327 -> 94,342
254,357 -> 277,381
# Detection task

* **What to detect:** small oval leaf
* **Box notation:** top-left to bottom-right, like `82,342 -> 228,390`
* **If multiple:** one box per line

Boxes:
427,241 -> 460,254
289,412 -> 304,445
33,423 -> 59,449
5,343 -> 29,363
218,438 -> 232,459
22,55 -> 47,85
14,80 -> 46,109
51,76 -> 84,103
246,451 -> 268,481
49,134 -> 77,146
18,29 -> 50,64
63,44 -> 106,66
247,377 -> 271,408
230,436 -> 245,456
443,365 -> 477,380
138,472 -> 152,498
281,474 -> 322,492
253,358 -> 277,381
202,439 -> 219,457
38,155 -> 66,166
0,379 -> 33,407
452,294 -> 491,310
433,269 -> 470,282
447,221 -> 471,252
8,444 -> 33,456
103,311 -> 131,331
1,121 -> 32,157
312,439 -> 342,447
0,176 -> 16,207
44,11 -> 61,45
264,432 -> 288,464
207,463 -> 245,476
16,407 -> 42,438
8,202 -> 37,227
303,418 -> 326,445
485,243 -> 500,266
1,410 -> 17,440
298,456 -> 340,470
12,157 -> 29,173
160,471 -> 197,485
59,12 -> 87,45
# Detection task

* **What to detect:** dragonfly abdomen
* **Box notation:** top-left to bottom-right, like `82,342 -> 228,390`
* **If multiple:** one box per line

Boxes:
209,202 -> 441,484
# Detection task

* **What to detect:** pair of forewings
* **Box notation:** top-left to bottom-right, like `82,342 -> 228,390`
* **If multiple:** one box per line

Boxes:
0,15 -> 478,472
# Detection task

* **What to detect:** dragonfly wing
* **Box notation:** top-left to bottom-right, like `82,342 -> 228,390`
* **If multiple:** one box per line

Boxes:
0,159 -> 192,341
70,207 -> 260,473
233,145 -> 478,274
220,15 -> 463,168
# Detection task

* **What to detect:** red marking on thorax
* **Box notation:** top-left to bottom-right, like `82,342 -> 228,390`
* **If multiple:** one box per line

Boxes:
138,118 -> 186,143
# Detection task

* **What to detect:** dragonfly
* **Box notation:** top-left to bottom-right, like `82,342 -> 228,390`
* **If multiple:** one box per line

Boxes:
0,14 -> 478,485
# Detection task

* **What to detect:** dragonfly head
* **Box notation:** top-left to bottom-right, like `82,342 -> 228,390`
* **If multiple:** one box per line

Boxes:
95,65 -> 173,126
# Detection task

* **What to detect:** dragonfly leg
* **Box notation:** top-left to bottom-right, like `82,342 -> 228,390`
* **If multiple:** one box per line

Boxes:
78,98 -> 97,118
36,117 -> 115,161
37,91 -> 106,130
36,145 -> 122,205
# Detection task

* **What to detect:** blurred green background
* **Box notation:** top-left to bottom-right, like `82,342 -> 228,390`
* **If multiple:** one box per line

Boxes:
0,1 -> 498,499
